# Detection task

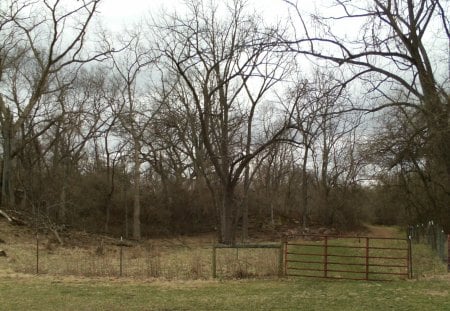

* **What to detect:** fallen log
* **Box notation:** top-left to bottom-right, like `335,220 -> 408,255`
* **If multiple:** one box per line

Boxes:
0,209 -> 13,222
50,227 -> 64,246
0,209 -> 26,226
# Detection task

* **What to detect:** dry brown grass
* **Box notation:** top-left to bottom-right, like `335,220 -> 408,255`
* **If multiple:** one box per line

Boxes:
0,219 -> 281,280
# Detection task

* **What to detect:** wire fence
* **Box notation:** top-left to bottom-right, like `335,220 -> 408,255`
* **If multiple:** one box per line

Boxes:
409,222 -> 448,264
6,236 -> 281,280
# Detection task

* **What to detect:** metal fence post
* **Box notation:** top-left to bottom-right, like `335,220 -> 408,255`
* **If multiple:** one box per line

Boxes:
35,203 -> 39,275
438,228 -> 446,261
119,236 -> 123,277
407,231 -> 413,279
284,239 -> 288,276
278,241 -> 284,278
324,236 -> 328,278
36,233 -> 39,275
212,245 -> 216,278
365,237 -> 369,280
448,234 -> 450,272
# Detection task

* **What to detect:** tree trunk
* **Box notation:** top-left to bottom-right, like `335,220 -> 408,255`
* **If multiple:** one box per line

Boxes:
1,115 -> 14,208
132,142 -> 141,240
58,160 -> 68,223
242,164 -> 250,241
220,185 -> 235,245
301,143 -> 309,229
59,178 -> 67,223
1,138 -> 11,207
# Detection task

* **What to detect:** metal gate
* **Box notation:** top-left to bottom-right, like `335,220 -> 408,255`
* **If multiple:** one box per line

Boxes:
285,235 -> 412,281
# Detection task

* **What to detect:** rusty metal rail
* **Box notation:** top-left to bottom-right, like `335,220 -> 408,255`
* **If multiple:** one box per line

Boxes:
285,235 -> 412,281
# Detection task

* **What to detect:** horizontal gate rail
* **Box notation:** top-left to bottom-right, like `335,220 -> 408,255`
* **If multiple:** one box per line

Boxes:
288,253 -> 407,260
285,234 -> 411,281
286,260 -> 407,269
291,245 -> 407,251
287,273 -> 392,282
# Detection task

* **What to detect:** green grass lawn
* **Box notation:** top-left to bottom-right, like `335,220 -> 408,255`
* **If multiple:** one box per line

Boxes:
0,275 -> 449,310
1,225 -> 448,310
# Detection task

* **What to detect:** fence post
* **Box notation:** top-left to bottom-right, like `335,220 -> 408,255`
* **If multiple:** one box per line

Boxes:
365,237 -> 369,280
35,204 -> 39,275
439,228 -> 446,261
119,236 -> 123,277
407,228 -> 413,279
36,233 -> 39,275
278,242 -> 284,278
324,236 -> 328,278
212,245 -> 217,278
284,239 -> 288,276
448,234 -> 450,272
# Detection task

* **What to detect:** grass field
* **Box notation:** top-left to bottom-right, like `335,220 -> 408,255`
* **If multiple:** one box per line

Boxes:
1,223 -> 449,310
0,240 -> 449,311
0,274 -> 449,310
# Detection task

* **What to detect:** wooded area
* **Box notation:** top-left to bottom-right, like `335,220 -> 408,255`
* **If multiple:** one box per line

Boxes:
0,0 -> 448,244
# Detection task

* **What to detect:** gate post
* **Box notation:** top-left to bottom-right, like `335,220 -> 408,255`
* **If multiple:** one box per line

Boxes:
278,240 -> 285,277
284,239 -> 288,276
407,227 -> 413,279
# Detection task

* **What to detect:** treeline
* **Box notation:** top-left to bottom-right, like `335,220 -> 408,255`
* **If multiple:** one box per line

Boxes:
0,0 -> 448,243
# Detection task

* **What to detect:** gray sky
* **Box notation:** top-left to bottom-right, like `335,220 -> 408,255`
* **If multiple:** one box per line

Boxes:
98,0 -> 293,30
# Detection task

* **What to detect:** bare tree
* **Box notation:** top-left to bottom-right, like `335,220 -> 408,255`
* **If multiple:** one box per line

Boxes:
45,67 -> 114,224
153,0 -> 289,244
284,0 -> 450,229
282,75 -> 322,228
283,69 -> 365,227
0,0 -> 109,208
110,29 -> 155,240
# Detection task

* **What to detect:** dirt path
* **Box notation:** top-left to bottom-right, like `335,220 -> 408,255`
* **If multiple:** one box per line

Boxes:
365,225 -> 402,238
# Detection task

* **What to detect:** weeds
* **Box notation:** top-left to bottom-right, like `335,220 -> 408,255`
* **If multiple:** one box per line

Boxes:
0,238 -> 281,280
0,225 -> 446,281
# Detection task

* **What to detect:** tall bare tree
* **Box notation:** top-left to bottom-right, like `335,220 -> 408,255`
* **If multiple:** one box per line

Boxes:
0,0 -> 108,208
110,29 -> 155,240
285,0 -> 450,229
153,0 -> 289,244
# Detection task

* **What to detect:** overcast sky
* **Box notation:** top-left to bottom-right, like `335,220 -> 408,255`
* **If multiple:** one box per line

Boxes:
97,0 -> 294,30
96,0 -> 448,85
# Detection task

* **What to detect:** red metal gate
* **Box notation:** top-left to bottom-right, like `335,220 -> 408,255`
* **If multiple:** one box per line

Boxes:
285,235 -> 411,281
